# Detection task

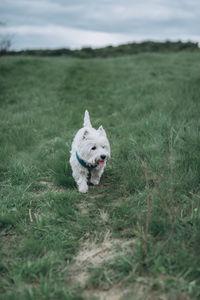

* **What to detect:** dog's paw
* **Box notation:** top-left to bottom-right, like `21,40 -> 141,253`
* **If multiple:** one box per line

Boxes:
90,178 -> 100,185
78,184 -> 88,193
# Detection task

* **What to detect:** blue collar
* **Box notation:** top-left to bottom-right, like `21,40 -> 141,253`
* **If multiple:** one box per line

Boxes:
76,152 -> 98,170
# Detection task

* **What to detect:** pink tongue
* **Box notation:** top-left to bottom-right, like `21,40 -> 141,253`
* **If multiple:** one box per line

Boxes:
98,160 -> 105,166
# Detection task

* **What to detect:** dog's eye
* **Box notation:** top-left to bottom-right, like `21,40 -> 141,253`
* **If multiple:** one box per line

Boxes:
91,146 -> 96,150
102,146 -> 105,149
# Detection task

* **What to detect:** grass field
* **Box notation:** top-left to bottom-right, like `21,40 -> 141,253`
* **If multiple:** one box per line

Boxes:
0,51 -> 200,300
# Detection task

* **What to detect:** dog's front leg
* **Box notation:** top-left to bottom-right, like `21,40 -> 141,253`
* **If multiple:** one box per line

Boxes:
90,168 -> 104,185
77,175 -> 88,193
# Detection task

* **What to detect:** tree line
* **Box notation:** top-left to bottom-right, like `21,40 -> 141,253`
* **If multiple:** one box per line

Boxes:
1,40 -> 199,57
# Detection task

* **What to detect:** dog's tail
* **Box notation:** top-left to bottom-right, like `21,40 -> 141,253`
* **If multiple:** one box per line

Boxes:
83,110 -> 92,128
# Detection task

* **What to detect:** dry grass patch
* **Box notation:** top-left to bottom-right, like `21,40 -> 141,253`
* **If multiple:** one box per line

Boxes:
85,287 -> 131,300
39,180 -> 67,193
69,230 -> 136,299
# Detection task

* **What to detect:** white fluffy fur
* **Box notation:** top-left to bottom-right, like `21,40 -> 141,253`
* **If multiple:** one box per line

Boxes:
70,110 -> 110,193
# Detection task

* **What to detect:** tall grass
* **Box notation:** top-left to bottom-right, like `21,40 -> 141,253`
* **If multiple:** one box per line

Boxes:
0,52 -> 200,299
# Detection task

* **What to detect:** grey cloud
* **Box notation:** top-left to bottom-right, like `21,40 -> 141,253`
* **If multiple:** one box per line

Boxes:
1,0 -> 200,49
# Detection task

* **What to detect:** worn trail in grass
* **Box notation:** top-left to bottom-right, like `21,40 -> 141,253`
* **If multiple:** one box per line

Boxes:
0,52 -> 200,299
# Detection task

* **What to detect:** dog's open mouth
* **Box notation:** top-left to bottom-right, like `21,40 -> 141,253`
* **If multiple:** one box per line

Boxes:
97,160 -> 105,166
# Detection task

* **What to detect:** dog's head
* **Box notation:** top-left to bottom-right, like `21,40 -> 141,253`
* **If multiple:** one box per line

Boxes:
78,126 -> 110,166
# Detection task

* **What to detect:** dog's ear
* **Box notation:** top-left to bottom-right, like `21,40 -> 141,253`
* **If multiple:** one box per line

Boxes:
82,129 -> 89,140
98,125 -> 106,136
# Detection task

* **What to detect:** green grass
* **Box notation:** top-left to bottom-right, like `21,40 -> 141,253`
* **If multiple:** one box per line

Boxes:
0,52 -> 200,299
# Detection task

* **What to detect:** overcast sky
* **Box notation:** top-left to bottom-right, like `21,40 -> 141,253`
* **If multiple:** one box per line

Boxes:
0,0 -> 200,50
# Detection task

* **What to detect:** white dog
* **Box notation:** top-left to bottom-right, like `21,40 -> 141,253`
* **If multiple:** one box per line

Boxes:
70,110 -> 110,193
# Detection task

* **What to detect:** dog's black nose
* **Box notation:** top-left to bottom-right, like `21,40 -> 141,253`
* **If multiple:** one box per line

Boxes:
100,154 -> 106,160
